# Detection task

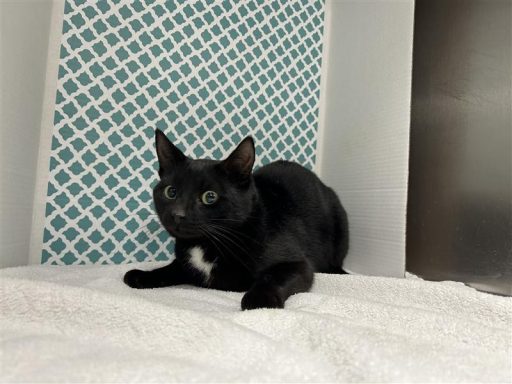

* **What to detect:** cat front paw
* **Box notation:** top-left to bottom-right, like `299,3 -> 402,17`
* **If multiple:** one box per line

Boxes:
123,269 -> 148,289
241,287 -> 284,310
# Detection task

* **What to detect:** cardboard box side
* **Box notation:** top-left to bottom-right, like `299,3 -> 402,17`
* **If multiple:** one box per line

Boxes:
319,0 -> 415,277
28,0 -> 65,265
0,0 -> 55,267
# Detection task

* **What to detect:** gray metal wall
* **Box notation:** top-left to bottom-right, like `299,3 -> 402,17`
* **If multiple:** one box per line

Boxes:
407,0 -> 512,295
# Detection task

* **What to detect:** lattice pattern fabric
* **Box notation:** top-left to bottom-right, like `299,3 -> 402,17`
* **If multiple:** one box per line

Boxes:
42,0 -> 325,265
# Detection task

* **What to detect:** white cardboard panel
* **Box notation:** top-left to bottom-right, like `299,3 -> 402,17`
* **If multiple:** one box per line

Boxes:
28,0 -> 65,265
0,0 -> 54,267
319,0 -> 415,277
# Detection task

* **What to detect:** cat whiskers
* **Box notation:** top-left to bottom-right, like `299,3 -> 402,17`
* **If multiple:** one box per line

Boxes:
205,223 -> 267,268
198,227 -> 226,260
207,222 -> 265,248
200,224 -> 253,271
205,224 -> 253,254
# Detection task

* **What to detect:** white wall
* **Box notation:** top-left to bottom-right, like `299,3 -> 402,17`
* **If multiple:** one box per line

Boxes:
0,0 -> 54,267
319,0 -> 415,277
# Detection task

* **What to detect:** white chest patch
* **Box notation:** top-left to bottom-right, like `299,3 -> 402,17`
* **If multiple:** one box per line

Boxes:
188,246 -> 214,281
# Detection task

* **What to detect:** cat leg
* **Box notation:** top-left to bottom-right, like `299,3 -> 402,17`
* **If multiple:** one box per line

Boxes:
124,260 -> 191,289
241,260 -> 313,310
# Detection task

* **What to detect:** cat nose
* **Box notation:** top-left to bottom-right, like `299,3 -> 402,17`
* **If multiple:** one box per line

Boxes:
171,209 -> 186,225
173,213 -> 185,225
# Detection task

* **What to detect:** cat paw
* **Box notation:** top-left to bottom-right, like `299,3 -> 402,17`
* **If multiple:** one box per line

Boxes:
123,269 -> 148,289
241,288 -> 284,310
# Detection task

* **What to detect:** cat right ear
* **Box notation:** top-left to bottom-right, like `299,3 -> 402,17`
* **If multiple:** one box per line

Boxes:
155,129 -> 186,177
221,136 -> 255,181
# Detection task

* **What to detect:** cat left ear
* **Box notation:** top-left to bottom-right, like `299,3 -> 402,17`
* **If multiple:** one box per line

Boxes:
221,137 -> 255,179
155,129 -> 186,177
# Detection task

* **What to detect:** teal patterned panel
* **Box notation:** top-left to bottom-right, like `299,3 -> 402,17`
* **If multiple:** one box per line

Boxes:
42,0 -> 325,265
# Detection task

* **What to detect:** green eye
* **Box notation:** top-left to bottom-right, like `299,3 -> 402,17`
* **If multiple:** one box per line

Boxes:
164,186 -> 177,200
201,191 -> 218,205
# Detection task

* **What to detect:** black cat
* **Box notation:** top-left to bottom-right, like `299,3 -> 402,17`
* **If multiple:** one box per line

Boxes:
124,129 -> 349,310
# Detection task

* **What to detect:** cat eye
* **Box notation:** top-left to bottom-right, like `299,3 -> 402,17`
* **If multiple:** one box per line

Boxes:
164,186 -> 177,200
201,191 -> 218,205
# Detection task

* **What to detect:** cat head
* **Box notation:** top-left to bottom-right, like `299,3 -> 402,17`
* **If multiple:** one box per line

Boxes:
153,129 -> 256,240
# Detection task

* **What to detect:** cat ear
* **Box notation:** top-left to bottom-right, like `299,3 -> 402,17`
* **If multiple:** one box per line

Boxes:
221,137 -> 255,179
155,129 -> 186,177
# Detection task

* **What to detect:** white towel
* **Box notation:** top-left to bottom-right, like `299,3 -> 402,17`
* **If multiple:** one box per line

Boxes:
1,262 -> 510,383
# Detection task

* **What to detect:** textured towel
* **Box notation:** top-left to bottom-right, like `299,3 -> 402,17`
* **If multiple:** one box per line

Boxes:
0,263 -> 510,383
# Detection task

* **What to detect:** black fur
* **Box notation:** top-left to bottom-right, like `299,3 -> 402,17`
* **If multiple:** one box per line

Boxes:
124,129 -> 349,310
